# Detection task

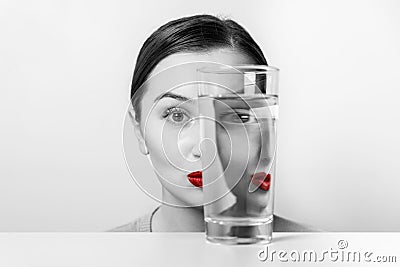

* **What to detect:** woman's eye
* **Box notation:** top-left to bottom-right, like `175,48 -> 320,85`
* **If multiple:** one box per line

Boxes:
220,110 -> 257,124
171,112 -> 184,122
163,107 -> 189,124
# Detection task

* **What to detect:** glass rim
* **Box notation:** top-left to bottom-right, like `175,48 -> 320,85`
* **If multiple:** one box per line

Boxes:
197,64 -> 280,74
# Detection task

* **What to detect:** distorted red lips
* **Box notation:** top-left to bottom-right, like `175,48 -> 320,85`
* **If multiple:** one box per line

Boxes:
187,171 -> 202,188
250,172 -> 271,191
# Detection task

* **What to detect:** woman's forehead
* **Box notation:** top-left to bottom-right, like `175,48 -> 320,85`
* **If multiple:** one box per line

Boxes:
142,49 -> 254,100
151,49 -> 253,75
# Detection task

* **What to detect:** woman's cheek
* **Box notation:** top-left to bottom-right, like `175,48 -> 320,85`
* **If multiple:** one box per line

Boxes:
247,129 -> 263,168
145,119 -> 167,160
216,126 -> 231,169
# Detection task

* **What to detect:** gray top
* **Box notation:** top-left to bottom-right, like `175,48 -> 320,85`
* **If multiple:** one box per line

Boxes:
110,206 -> 316,232
111,206 -> 161,232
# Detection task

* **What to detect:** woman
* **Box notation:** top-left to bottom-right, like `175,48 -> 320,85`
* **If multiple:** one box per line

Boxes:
112,14 -> 313,232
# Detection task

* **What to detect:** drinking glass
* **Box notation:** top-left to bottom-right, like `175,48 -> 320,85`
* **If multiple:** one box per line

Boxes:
197,63 -> 279,244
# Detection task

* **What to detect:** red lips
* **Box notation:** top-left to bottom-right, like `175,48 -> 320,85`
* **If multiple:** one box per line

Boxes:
250,172 -> 271,191
187,171 -> 202,188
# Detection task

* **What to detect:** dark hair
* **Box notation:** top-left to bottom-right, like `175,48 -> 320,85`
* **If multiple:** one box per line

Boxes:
130,14 -> 268,122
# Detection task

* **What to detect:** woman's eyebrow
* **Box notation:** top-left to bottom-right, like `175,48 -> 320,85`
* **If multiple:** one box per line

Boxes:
154,92 -> 192,103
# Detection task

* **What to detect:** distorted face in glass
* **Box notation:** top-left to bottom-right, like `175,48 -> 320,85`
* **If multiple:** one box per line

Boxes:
214,96 -> 276,215
196,66 -> 276,216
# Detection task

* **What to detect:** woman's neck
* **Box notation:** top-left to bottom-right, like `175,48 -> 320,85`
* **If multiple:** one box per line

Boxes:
151,189 -> 205,232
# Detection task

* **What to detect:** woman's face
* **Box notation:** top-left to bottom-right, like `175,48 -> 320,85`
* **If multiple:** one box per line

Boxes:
134,48 -> 256,207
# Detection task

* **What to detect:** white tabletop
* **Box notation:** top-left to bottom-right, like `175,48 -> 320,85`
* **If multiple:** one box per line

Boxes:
0,232 -> 399,267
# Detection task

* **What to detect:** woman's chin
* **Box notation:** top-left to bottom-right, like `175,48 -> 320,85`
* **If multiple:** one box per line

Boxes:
180,189 -> 204,207
162,185 -> 204,207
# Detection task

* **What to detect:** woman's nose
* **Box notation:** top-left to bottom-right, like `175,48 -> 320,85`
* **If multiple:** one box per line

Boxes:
178,118 -> 202,160
191,138 -> 202,158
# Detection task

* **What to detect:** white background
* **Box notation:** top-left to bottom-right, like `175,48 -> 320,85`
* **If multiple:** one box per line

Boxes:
1,0 -> 399,231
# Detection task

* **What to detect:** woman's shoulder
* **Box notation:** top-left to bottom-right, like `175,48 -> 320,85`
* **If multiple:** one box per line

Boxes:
108,209 -> 319,232
109,219 -> 140,232
108,206 -> 160,232
273,215 -> 320,232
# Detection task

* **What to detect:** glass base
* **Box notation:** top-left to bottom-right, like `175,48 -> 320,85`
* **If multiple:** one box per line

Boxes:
205,217 -> 273,245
